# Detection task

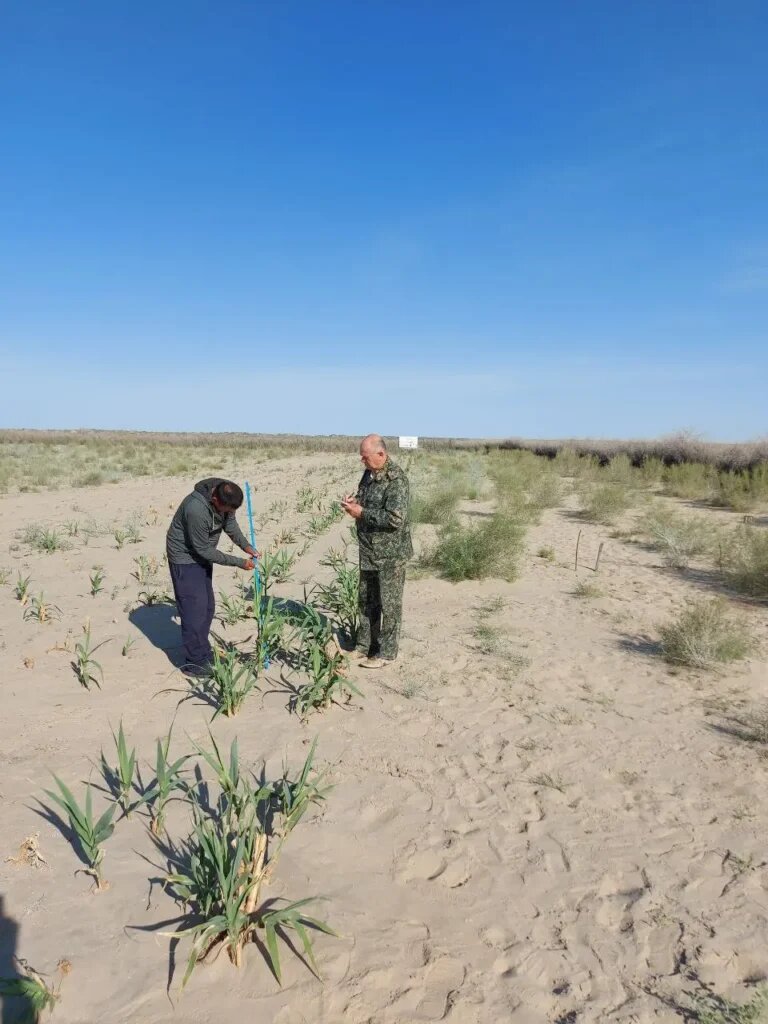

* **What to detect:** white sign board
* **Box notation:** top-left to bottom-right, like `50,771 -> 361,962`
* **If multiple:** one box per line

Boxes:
399,436 -> 419,449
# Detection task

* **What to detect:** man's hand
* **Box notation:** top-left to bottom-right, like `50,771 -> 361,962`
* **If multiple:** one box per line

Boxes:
341,494 -> 363,520
242,557 -> 258,571
245,547 -> 261,559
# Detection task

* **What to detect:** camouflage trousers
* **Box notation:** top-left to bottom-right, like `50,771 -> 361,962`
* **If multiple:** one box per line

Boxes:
357,562 -> 407,661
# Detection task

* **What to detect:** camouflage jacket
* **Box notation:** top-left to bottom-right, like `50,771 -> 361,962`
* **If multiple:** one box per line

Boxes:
355,459 -> 414,570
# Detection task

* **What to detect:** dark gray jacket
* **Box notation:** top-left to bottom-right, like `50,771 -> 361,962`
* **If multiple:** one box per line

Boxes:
166,478 -> 251,568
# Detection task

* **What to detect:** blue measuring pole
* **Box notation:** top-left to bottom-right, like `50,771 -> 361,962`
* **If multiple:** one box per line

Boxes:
244,482 -> 269,668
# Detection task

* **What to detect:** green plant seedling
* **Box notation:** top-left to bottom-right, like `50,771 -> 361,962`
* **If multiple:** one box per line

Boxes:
141,725 -> 189,836
311,563 -> 360,646
295,644 -> 361,718
113,528 -> 126,550
122,636 -> 137,657
89,566 -> 106,596
217,591 -> 248,626
0,957 -> 70,1018
0,567 -> 11,586
43,776 -> 116,890
101,720 -> 137,816
203,646 -> 259,718
72,623 -> 111,689
14,573 -> 32,605
23,592 -> 62,624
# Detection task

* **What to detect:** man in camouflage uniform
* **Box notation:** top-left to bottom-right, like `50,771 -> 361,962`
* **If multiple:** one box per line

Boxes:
341,434 -> 413,669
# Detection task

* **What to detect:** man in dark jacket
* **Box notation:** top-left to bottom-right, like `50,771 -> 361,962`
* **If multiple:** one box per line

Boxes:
341,435 -> 413,669
166,478 -> 258,674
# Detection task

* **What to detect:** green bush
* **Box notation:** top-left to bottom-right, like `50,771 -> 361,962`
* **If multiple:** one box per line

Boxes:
422,511 -> 526,582
662,462 -> 715,500
712,469 -> 765,512
659,598 -> 753,669
580,483 -> 632,524
637,506 -> 716,569
719,525 -> 768,598
410,486 -> 462,525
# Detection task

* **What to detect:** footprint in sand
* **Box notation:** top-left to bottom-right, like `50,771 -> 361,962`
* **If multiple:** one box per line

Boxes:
413,957 -> 466,1020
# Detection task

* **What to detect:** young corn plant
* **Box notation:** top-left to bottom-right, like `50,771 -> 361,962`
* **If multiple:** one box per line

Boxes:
141,725 -> 189,836
312,562 -> 360,646
130,554 -> 161,585
161,738 -> 334,988
23,592 -> 61,624
121,636 -> 137,657
43,776 -> 116,890
113,528 -> 126,550
260,548 -> 296,597
15,572 -> 32,605
0,958 -> 70,1020
203,646 -> 259,718
72,623 -> 110,689
217,591 -> 248,626
100,720 -> 137,816
294,643 -> 361,718
0,567 -> 11,585
256,596 -> 287,664
89,566 -> 106,596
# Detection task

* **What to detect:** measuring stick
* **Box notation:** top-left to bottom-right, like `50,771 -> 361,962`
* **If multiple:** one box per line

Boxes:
244,482 -> 269,667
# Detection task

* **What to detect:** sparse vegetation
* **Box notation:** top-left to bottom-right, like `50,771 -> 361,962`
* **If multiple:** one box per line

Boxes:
573,579 -> 603,598
659,599 -> 753,670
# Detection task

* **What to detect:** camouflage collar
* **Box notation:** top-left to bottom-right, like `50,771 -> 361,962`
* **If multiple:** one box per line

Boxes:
372,458 -> 393,481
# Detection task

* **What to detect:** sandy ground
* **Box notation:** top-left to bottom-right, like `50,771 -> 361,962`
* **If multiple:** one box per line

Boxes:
1,453 -> 767,1024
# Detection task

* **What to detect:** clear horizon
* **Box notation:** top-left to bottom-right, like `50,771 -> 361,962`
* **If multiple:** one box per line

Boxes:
2,3 -> 766,440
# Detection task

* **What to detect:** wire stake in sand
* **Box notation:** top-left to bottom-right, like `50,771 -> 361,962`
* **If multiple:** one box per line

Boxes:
245,482 -> 269,668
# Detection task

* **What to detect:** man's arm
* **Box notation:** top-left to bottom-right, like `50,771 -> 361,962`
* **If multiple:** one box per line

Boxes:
222,512 -> 254,554
359,475 -> 409,531
184,507 -> 249,567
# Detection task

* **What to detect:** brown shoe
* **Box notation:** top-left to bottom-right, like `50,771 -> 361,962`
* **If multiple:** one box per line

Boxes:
360,657 -> 394,670
347,649 -> 369,661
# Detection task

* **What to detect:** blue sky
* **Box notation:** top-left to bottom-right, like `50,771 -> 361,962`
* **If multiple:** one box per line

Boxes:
1,1 -> 766,439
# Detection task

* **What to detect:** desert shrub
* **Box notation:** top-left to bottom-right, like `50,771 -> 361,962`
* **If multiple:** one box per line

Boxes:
74,470 -> 105,487
580,484 -> 632,524
687,981 -> 768,1024
528,472 -> 562,511
602,453 -> 636,486
637,456 -> 665,487
422,511 -> 526,582
659,598 -> 753,669
410,485 -> 462,525
551,446 -> 583,477
713,470 -> 761,513
637,506 -> 716,569
718,525 -> 768,598
662,462 -> 715,500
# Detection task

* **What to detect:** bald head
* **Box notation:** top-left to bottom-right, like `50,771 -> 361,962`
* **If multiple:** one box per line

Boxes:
359,434 -> 388,472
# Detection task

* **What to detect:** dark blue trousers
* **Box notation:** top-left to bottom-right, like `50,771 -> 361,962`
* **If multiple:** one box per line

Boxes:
169,562 -> 215,671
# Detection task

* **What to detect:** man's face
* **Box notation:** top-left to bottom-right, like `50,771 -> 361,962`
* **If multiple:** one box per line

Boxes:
360,443 -> 387,472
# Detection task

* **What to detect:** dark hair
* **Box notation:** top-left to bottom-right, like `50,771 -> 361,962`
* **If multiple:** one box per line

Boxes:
214,481 -> 244,509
